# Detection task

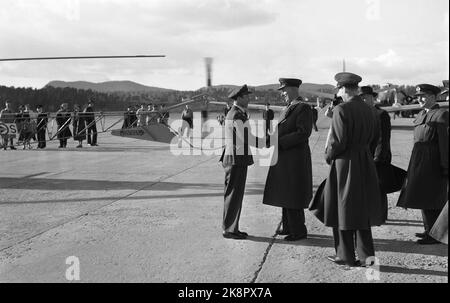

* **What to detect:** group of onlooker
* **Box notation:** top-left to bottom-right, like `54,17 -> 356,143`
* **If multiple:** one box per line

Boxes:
0,100 -> 98,150
122,103 -> 170,129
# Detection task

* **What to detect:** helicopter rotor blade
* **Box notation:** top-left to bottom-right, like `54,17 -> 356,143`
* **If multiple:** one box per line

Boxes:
0,55 -> 165,62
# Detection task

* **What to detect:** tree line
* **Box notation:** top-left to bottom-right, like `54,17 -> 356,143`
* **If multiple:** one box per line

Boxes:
0,83 -> 430,113
0,85 -> 197,112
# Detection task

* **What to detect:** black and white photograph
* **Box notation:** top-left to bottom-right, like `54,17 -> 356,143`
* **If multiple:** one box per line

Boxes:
0,0 -> 448,289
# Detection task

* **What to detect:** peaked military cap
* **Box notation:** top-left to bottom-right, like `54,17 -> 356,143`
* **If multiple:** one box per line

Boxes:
359,86 -> 378,97
415,84 -> 441,96
277,78 -> 302,90
335,72 -> 362,88
228,84 -> 252,100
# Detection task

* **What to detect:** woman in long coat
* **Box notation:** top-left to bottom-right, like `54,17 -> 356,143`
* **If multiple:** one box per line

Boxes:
72,104 -> 86,148
397,84 -> 448,245
55,103 -> 72,148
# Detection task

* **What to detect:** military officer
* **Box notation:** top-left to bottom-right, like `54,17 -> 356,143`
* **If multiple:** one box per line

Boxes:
321,72 -> 383,267
360,86 -> 390,222
219,85 -> 257,240
397,84 -> 448,245
263,78 -> 313,241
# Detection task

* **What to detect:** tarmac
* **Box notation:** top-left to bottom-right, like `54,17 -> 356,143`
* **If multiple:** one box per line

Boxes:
0,114 -> 447,283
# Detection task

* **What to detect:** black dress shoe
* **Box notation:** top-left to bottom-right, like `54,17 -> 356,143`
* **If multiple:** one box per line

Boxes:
223,232 -> 247,240
237,231 -> 248,237
417,235 -> 440,245
284,234 -> 307,241
276,229 -> 290,236
415,232 -> 427,238
355,259 -> 376,267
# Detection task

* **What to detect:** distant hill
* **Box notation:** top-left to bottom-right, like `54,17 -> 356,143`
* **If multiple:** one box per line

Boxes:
46,80 -> 334,95
45,80 -> 175,93
255,83 -> 335,92
207,83 -> 334,92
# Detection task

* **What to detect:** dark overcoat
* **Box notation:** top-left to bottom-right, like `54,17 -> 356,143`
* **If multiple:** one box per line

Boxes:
122,110 -> 133,129
56,111 -> 72,139
73,112 -> 86,141
322,96 -> 383,230
373,106 -> 392,163
263,100 -> 313,210
397,105 -> 448,210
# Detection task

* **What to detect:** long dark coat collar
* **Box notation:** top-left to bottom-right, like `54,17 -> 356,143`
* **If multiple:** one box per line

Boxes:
280,97 -> 303,123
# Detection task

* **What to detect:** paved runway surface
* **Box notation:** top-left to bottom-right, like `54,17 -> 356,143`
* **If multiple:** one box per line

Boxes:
0,115 -> 447,283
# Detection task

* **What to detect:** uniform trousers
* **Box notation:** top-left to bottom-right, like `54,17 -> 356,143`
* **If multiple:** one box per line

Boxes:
332,228 -> 375,264
223,165 -> 247,233
422,209 -> 443,234
37,129 -> 46,148
282,208 -> 307,236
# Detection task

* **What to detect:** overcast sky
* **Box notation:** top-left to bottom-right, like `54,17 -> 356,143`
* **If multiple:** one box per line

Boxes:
0,0 -> 448,90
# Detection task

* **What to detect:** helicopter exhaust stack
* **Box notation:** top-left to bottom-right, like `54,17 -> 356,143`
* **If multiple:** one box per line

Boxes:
204,57 -> 213,88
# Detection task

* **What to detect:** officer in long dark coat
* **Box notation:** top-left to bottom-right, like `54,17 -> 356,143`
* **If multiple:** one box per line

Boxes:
263,78 -> 313,241
36,105 -> 48,149
219,85 -> 256,240
360,86 -> 391,222
56,103 -> 72,148
397,84 -> 448,245
322,73 -> 383,267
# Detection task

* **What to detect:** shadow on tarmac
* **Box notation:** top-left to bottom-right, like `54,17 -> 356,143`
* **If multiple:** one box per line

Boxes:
379,265 -> 448,277
0,177 -> 267,204
0,176 -> 227,191
383,218 -> 424,227
245,234 -> 448,258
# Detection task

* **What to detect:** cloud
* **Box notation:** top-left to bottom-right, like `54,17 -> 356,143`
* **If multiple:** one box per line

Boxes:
349,47 -> 449,85
355,49 -> 403,68
144,0 -> 278,32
